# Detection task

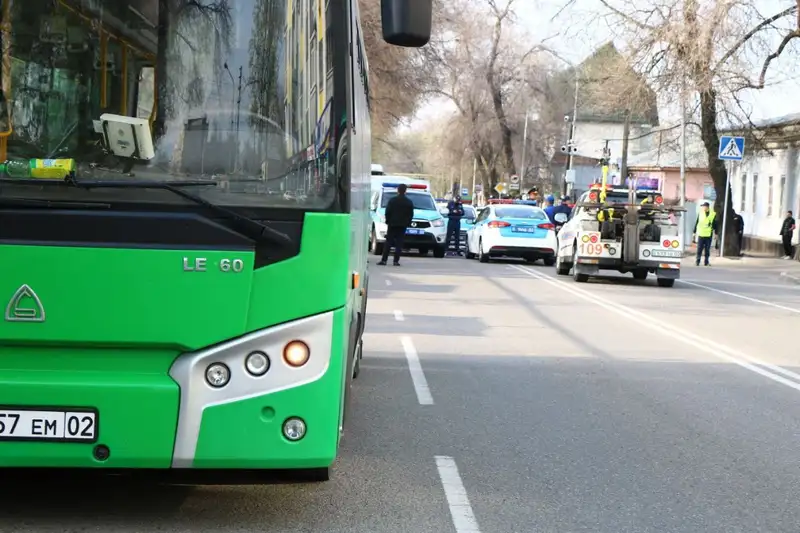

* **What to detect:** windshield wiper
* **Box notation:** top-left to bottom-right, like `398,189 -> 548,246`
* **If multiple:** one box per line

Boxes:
0,196 -> 111,209
74,179 -> 292,246
3,178 -> 292,246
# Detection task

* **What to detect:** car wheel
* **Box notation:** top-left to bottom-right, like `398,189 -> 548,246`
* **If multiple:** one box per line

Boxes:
555,251 -> 570,276
370,228 -> 383,256
572,245 -> 589,282
433,246 -> 446,258
543,256 -> 556,267
478,239 -> 489,263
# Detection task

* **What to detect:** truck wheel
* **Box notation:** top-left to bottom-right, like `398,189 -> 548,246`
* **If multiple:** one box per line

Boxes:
632,269 -> 648,280
572,246 -> 588,282
370,228 -> 383,256
433,246 -> 446,258
657,278 -> 675,288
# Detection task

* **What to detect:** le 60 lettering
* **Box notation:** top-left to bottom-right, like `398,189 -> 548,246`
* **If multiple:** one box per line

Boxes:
220,258 -> 244,273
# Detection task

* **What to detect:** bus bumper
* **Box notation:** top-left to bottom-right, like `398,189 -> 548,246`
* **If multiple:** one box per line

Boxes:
0,309 -> 345,471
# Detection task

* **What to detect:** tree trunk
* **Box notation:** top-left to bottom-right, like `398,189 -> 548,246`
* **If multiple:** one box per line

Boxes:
486,77 -> 517,177
698,87 -> 738,257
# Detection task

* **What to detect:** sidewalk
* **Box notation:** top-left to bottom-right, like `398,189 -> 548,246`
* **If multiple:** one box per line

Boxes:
681,246 -> 800,282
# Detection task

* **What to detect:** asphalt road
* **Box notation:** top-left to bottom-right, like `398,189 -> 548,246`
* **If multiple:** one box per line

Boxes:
3,253 -> 800,532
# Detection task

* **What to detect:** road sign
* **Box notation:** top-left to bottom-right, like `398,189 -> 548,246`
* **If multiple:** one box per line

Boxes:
718,136 -> 745,161
461,188 -> 469,196
509,182 -> 520,191
494,182 -> 507,194
475,184 -> 482,192
509,174 -> 520,184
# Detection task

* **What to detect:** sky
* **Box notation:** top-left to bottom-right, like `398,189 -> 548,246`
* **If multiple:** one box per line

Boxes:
407,0 -> 800,130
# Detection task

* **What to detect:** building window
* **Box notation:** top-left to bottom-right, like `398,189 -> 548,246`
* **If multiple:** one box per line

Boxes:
768,176 -> 774,217
740,173 -> 747,211
752,174 -> 758,213
780,175 -> 787,211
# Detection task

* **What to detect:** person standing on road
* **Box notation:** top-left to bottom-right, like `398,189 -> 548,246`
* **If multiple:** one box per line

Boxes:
543,195 -> 556,223
379,184 -> 414,266
780,210 -> 796,259
693,201 -> 717,266
732,211 -> 745,256
552,195 -> 572,228
445,195 -> 465,255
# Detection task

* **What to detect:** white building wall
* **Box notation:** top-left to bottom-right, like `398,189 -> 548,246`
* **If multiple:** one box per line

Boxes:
729,146 -> 800,244
572,122 -> 653,162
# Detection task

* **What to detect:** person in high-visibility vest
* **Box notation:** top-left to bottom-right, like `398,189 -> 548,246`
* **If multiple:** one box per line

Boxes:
693,201 -> 717,266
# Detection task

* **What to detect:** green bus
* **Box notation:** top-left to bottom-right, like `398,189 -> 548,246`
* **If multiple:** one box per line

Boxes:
0,0 -> 430,482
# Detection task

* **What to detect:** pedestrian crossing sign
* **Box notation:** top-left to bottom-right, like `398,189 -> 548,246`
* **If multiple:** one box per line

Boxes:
718,136 -> 745,161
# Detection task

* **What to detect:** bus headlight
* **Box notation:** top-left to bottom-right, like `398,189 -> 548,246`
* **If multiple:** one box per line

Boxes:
283,340 -> 310,367
283,417 -> 307,441
205,363 -> 230,388
432,218 -> 445,227
245,351 -> 270,376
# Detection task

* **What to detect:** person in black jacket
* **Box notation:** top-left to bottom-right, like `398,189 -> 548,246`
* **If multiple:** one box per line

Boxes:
379,184 -> 415,266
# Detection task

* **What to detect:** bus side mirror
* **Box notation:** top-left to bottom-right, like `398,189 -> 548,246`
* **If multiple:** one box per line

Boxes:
381,0 -> 432,47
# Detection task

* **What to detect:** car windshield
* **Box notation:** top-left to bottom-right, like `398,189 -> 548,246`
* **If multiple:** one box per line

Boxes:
381,191 -> 437,210
495,206 -> 546,219
0,0 -> 336,209
461,205 -> 476,219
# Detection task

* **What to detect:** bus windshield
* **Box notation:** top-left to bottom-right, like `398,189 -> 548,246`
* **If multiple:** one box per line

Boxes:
381,191 -> 437,211
0,0 -> 338,209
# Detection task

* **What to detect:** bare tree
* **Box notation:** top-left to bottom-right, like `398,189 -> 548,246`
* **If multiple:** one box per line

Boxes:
593,0 -> 800,256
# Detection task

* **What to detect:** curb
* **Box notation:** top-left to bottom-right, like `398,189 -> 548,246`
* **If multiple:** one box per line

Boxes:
780,271 -> 800,284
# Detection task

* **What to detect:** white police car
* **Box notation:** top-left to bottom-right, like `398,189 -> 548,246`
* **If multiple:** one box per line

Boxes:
369,182 -> 447,257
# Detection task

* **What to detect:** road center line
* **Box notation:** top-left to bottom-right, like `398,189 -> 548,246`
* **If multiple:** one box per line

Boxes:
435,455 -> 481,533
509,264 -> 800,392
400,336 -> 433,405
677,279 -> 800,313
681,279 -> 800,289
394,309 -> 405,321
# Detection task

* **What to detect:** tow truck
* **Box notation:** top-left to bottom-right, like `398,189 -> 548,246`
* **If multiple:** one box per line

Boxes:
554,181 -> 685,287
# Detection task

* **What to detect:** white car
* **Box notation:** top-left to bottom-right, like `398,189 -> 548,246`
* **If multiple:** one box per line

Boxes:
465,204 -> 558,264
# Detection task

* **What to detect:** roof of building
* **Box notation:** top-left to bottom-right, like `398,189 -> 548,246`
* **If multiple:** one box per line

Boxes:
547,42 -> 660,126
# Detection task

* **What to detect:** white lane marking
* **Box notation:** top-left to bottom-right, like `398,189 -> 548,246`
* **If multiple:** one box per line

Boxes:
394,309 -> 405,321
400,336 -> 433,405
385,279 -> 393,286
677,279 -> 800,313
509,264 -> 800,392
682,279 -> 800,289
435,456 -> 481,533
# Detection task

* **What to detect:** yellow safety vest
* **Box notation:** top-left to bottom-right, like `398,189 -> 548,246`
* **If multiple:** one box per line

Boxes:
697,210 -> 716,238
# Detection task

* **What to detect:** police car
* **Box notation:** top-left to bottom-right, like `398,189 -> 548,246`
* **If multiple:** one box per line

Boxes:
466,203 -> 557,264
369,182 -> 447,257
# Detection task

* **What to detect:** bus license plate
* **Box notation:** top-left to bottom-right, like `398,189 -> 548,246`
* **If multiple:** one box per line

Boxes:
406,228 -> 424,235
0,408 -> 98,442
513,226 -> 536,233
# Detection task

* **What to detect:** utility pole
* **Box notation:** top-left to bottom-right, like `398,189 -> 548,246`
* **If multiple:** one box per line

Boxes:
471,157 -> 477,204
679,75 -> 687,253
619,110 -> 631,186
520,111 -> 529,186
